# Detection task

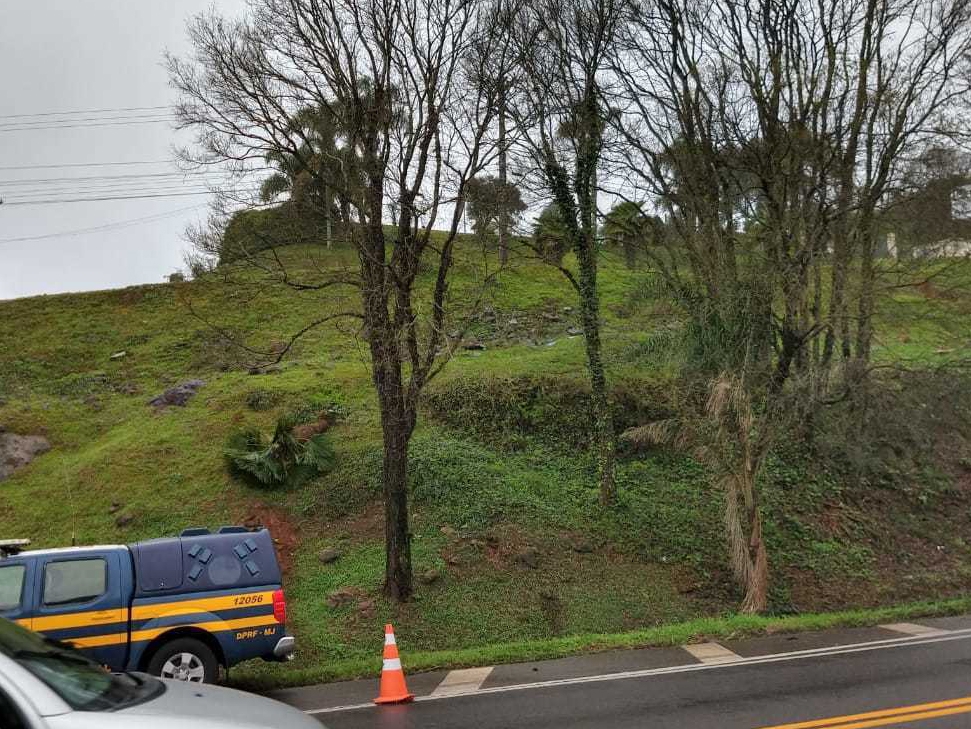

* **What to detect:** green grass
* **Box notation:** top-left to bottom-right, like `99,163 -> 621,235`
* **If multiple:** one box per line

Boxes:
1,242 -> 970,690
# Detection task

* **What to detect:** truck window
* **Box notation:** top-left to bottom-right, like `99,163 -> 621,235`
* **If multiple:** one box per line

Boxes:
0,565 -> 25,611
43,559 -> 107,606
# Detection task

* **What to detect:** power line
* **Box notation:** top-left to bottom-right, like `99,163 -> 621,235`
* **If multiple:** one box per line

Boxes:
0,204 -> 206,244
0,174 -> 236,191
0,160 -> 174,171
0,112 -> 177,129
3,185 -> 233,200
0,188 -> 260,206
0,105 -> 171,120
0,170 -> 264,186
0,118 -> 175,133
0,191 -> 226,206
2,182 -> 257,200
1,185 -> 234,199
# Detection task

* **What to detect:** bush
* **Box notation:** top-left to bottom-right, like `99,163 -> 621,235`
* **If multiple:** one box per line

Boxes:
224,413 -> 335,488
423,375 -> 676,450
219,204 -> 330,264
245,389 -> 282,411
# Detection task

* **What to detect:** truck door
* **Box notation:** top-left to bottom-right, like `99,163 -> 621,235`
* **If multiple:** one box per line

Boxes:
31,550 -> 128,670
0,557 -> 33,629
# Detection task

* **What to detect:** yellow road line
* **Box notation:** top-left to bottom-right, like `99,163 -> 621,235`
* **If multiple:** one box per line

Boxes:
759,694 -> 971,729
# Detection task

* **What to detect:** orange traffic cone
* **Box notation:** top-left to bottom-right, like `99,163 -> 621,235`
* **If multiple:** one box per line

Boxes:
374,624 -> 415,704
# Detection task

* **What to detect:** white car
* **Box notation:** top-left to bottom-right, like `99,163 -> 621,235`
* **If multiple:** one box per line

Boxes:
0,618 -> 321,729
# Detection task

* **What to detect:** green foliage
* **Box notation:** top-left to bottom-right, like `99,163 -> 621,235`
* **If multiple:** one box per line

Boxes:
224,413 -> 335,488
465,175 -> 527,238
259,104 -> 363,216
220,204 -> 328,263
602,201 -> 663,268
245,389 -> 283,411
532,203 -> 570,263
1,242 -> 970,687
423,375 -> 675,450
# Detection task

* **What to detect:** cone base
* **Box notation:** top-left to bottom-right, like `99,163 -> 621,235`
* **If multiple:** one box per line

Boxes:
374,693 -> 415,705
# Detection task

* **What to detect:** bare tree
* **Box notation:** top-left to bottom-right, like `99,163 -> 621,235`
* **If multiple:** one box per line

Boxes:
168,0 -> 501,600
507,0 -> 626,505
611,0 -> 971,611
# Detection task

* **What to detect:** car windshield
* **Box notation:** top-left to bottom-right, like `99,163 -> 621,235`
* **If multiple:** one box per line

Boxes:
0,619 -> 162,711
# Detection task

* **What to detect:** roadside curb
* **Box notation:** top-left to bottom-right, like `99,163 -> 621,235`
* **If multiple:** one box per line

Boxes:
268,613 -> 971,715
235,596 -> 971,693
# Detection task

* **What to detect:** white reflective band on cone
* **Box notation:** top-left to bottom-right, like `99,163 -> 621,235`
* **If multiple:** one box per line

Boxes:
383,658 -> 402,671
385,634 -> 397,646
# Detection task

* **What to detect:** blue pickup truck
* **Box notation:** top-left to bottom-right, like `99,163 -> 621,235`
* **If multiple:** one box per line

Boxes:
0,527 -> 294,683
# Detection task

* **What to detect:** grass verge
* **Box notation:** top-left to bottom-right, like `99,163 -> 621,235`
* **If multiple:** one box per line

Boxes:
232,595 -> 971,692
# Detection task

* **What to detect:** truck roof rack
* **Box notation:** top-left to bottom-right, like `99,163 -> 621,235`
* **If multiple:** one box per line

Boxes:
0,539 -> 31,557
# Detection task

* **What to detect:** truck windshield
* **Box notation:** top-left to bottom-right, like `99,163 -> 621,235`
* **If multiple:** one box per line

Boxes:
0,619 -> 163,711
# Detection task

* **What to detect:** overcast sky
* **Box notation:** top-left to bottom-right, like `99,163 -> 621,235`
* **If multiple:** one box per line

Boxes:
0,0 -> 249,301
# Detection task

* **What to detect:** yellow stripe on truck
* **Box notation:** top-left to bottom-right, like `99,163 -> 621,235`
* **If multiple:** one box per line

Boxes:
20,592 -> 276,650
69,632 -> 130,648
130,591 -> 275,621
130,615 -> 277,643
64,616 -> 279,649
31,608 -> 128,632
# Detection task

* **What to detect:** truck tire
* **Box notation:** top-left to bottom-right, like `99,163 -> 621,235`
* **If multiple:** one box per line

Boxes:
146,637 -> 219,683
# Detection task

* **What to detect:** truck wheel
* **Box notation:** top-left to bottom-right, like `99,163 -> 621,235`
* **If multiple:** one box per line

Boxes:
146,638 -> 219,683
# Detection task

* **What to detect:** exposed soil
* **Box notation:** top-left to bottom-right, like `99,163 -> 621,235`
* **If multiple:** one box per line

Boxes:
0,429 -> 51,481
784,467 -> 971,612
917,281 -> 964,301
332,501 -> 385,543
240,502 -> 301,575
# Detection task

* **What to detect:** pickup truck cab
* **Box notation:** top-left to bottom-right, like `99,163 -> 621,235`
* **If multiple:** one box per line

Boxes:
0,527 -> 294,683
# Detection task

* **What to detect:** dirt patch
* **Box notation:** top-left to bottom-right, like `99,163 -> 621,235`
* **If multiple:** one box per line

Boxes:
329,500 -> 385,543
783,474 -> 971,613
0,429 -> 51,481
240,502 -> 301,575
916,281 -> 964,301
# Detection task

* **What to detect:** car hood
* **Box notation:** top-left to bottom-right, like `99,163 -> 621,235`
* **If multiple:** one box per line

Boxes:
47,676 -> 322,729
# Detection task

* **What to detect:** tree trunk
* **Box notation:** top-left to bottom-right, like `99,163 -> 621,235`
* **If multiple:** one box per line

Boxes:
740,502 -> 768,614
360,180 -> 414,601
381,419 -> 413,601
575,230 -> 616,505
726,470 -> 768,614
855,225 -> 876,364
497,83 -> 508,266
369,331 -> 414,601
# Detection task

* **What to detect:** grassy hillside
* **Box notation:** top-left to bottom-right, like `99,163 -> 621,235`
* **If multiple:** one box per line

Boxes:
1,242 -> 970,687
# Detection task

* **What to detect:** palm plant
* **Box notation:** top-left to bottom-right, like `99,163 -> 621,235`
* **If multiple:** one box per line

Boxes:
532,203 -> 570,264
259,105 -> 363,245
603,201 -> 656,268
224,413 -> 335,488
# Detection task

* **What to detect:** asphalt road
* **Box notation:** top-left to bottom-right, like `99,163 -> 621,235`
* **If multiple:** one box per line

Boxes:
296,618 -> 971,729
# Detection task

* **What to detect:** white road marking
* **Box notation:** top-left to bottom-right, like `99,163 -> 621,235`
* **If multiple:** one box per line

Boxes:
880,622 -> 947,637
430,666 -> 495,697
682,641 -> 741,664
304,626 -> 967,716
